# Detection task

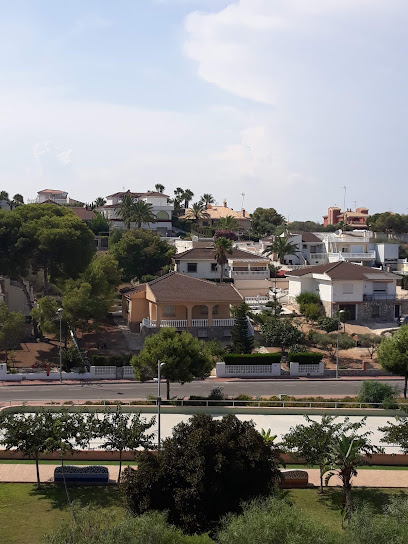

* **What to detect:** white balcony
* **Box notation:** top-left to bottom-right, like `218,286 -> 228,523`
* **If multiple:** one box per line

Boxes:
141,318 -> 235,329
230,270 -> 269,279
328,251 -> 376,263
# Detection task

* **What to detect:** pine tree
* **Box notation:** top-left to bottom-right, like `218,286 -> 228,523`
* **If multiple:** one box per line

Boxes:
230,303 -> 254,354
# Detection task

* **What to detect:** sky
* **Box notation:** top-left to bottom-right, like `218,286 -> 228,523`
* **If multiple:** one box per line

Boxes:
1,0 -> 407,221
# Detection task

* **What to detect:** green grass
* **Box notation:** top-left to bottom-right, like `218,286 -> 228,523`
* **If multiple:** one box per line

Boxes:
0,483 -> 125,544
286,488 -> 408,532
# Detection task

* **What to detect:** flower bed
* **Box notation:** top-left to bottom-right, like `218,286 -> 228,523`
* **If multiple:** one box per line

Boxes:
54,465 -> 109,483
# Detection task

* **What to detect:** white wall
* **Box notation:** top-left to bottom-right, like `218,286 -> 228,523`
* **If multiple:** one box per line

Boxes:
332,280 -> 364,302
175,260 -> 224,280
216,362 -> 281,377
316,280 -> 332,303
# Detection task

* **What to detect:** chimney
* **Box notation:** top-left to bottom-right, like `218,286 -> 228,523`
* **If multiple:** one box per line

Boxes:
206,204 -> 212,209
223,199 -> 227,207
242,209 -> 246,217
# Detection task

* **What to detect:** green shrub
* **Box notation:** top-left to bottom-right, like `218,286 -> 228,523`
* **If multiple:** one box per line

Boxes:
91,354 -> 132,367
296,292 -> 321,314
288,352 -> 323,364
303,303 -> 322,322
357,380 -> 398,408
317,316 -> 339,332
223,353 -> 282,365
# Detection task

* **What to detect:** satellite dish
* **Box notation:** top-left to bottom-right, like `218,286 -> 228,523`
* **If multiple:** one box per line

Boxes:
335,229 -> 343,235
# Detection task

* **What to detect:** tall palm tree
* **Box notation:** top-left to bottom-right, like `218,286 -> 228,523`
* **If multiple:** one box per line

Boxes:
117,193 -> 137,229
182,189 -> 194,209
132,200 -> 156,229
155,184 -> 165,193
218,215 -> 239,231
214,237 -> 233,283
94,197 -> 106,208
186,202 -> 208,223
263,235 -> 298,264
200,193 -> 215,206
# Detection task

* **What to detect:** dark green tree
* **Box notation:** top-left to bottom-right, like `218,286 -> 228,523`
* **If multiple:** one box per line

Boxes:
263,235 -> 298,264
230,302 -> 254,354
132,200 -> 156,229
214,237 -> 233,283
380,410 -> 408,453
88,212 -> 110,234
251,207 -> 285,237
131,328 -> 213,399
110,229 -> 175,282
122,414 -> 281,535
0,302 -> 25,361
93,196 -> 106,207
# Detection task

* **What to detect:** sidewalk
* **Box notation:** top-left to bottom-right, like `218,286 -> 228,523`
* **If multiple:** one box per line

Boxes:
1,463 -> 408,487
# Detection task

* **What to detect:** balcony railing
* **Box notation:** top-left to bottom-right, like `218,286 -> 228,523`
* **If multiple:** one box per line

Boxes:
141,318 -> 235,329
363,293 -> 396,301
341,251 -> 376,260
230,270 -> 269,277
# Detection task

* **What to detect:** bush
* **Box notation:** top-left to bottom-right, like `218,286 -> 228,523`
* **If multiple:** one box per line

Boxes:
288,352 -> 323,364
303,303 -> 322,322
296,292 -> 321,314
122,414 -> 281,535
317,316 -> 339,332
357,380 -> 398,408
92,354 -> 132,367
223,353 -> 282,365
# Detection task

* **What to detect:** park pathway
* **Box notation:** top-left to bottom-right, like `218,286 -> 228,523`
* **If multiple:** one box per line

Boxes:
1,464 -> 408,487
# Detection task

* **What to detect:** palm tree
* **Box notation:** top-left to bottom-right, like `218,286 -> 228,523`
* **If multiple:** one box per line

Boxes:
132,200 -> 156,229
186,202 -> 209,226
218,215 -> 239,231
94,197 -> 106,208
155,184 -> 165,193
117,193 -> 137,229
200,193 -> 215,206
325,434 -> 380,522
263,235 -> 298,264
214,237 -> 233,283
182,189 -> 194,209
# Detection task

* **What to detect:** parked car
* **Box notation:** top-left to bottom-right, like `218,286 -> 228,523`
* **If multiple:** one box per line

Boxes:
399,315 -> 408,326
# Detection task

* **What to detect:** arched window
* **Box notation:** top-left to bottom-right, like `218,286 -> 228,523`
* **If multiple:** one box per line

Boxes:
156,211 -> 169,220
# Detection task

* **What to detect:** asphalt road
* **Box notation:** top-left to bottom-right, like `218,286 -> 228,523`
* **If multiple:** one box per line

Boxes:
0,379 -> 404,403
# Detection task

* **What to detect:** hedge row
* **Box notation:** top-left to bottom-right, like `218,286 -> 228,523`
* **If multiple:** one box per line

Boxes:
91,354 -> 132,367
288,352 -> 323,364
224,353 -> 282,365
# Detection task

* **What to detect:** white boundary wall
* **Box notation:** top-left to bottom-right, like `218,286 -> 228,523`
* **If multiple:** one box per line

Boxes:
290,362 -> 324,377
0,364 -> 133,381
216,362 -> 281,377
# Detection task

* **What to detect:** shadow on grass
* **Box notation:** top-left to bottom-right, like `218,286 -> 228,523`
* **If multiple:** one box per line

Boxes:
317,487 -> 408,514
29,484 -> 124,511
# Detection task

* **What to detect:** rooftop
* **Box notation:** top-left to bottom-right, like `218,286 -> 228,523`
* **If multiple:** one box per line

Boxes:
124,272 -> 243,303
174,247 -> 269,261
106,190 -> 169,198
180,205 -> 249,221
285,261 -> 396,281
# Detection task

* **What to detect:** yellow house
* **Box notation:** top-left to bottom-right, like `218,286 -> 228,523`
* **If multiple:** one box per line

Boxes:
121,272 -> 243,336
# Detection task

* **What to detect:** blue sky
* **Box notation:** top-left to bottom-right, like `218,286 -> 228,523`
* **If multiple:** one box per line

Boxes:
1,0 -> 407,221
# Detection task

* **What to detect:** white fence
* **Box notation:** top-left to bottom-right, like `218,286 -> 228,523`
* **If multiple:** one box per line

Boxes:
216,362 -> 281,377
290,362 -> 324,377
0,363 -> 135,382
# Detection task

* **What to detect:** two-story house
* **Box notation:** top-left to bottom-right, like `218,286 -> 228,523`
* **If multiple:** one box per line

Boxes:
180,201 -> 251,232
99,190 -> 174,234
286,261 -> 407,322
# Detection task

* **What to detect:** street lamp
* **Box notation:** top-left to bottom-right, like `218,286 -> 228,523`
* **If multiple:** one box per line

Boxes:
336,310 -> 345,380
157,361 -> 165,451
57,308 -> 63,383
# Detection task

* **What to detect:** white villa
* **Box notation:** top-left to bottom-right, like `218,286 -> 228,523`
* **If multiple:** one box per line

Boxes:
99,190 -> 174,234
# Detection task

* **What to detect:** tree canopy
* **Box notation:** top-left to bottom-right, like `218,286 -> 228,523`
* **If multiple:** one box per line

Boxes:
132,328 -> 213,399
0,302 -> 25,361
367,212 -> 408,233
377,326 -> 408,397
230,302 -> 254,354
110,229 -> 175,282
260,318 -> 304,354
251,207 -> 285,237
122,413 -> 281,535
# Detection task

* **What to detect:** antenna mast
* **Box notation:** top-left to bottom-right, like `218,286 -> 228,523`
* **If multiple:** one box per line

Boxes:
241,192 -> 245,209
342,186 -> 347,211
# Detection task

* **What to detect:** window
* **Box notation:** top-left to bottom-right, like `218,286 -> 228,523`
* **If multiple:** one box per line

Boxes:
162,305 -> 176,317
200,305 -> 208,315
371,305 -> 380,318
342,284 -> 354,294
212,305 -> 219,315
203,221 -> 209,227
373,282 -> 387,292
211,263 -> 217,272
156,211 -> 169,220
187,263 -> 197,272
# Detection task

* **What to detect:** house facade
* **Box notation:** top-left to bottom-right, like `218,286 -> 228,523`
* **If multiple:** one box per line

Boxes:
180,201 -> 251,232
99,190 -> 174,234
121,272 -> 243,338
286,261 -> 408,322
323,206 -> 369,229
173,247 -> 270,282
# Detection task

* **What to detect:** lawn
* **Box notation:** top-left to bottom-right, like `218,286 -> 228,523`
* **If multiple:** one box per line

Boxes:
0,483 -> 125,544
1,484 -> 408,544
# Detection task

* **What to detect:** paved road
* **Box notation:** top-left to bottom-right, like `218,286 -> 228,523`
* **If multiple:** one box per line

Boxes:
0,379 -> 404,402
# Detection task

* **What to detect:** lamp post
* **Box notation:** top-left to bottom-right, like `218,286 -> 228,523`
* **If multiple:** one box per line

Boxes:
157,361 -> 165,451
57,308 -> 63,383
336,309 -> 345,380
